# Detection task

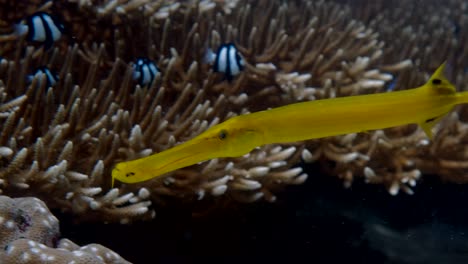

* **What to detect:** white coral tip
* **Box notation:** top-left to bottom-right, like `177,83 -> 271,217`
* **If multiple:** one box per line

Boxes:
0,147 -> 13,157
247,166 -> 270,177
138,188 -> 150,199
211,185 -> 228,196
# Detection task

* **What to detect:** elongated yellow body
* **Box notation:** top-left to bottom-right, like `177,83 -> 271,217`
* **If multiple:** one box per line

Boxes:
112,63 -> 468,185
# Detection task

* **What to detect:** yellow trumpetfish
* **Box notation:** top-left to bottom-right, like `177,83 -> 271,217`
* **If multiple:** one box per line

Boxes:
112,63 -> 467,186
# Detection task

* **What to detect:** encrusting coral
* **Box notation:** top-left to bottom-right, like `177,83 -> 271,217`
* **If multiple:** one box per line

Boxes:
0,0 -> 466,224
0,195 -> 129,263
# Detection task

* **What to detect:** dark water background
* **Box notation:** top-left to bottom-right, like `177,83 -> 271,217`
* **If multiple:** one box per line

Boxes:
58,162 -> 468,264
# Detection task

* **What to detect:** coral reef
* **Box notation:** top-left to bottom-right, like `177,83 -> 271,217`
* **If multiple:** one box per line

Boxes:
0,0 -> 466,224
304,0 -> 468,194
0,195 -> 129,263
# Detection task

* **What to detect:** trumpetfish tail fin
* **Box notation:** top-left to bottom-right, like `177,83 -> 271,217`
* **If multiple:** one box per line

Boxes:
456,91 -> 468,104
425,62 -> 456,93
428,62 -> 468,105
418,62 -> 457,139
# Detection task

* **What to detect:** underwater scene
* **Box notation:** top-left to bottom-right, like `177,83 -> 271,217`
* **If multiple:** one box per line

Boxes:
0,0 -> 467,263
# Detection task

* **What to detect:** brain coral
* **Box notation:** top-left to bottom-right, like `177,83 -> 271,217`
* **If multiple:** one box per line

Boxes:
0,195 -> 59,249
0,195 -> 130,263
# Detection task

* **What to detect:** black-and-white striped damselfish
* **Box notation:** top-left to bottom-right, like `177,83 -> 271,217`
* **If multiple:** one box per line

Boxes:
132,58 -> 160,86
28,67 -> 59,87
14,12 -> 65,49
206,43 -> 245,81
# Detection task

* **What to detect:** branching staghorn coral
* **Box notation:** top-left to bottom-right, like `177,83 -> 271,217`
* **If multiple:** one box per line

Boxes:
298,0 -> 468,195
0,1 -> 316,222
0,0 -> 466,223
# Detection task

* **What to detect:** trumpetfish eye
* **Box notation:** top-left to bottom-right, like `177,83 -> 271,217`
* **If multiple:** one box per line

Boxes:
218,129 -> 228,140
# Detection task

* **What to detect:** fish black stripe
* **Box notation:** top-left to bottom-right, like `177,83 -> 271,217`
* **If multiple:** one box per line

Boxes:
235,49 -> 243,71
137,62 -> 144,85
146,63 -> 154,84
25,16 -> 36,42
52,15 -> 65,35
39,13 -> 54,49
148,64 -> 156,85
225,44 -> 232,81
